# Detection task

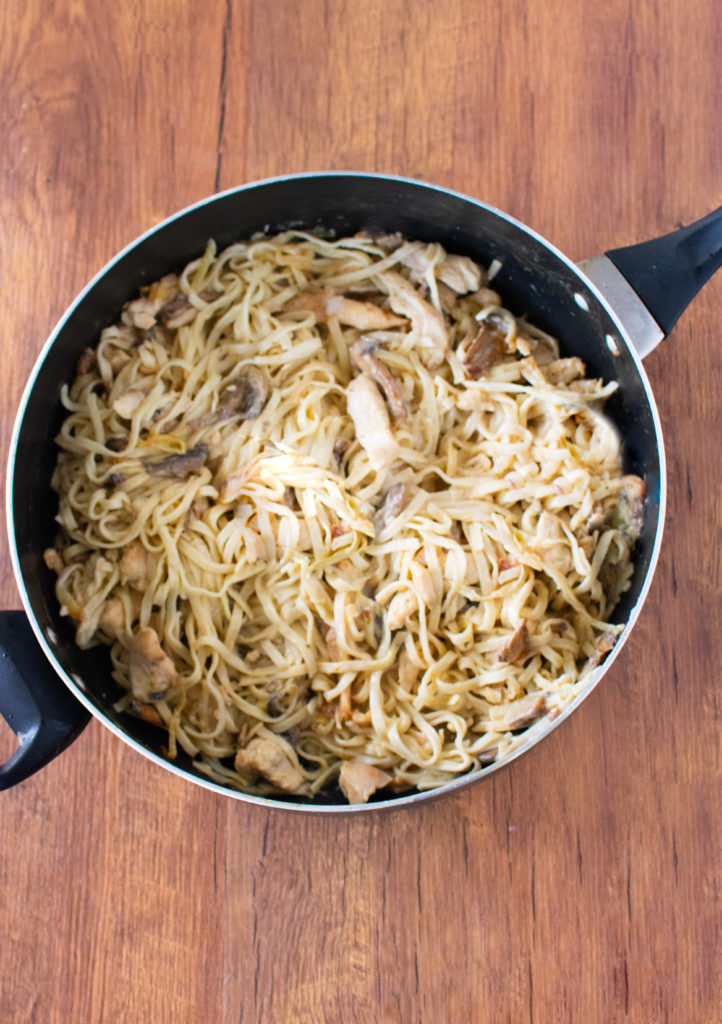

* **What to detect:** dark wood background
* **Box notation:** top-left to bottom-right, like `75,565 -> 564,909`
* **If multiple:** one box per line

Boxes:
1,1 -> 721,1021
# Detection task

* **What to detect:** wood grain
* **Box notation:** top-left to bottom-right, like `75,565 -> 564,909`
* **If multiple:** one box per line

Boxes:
1,1 -> 721,1021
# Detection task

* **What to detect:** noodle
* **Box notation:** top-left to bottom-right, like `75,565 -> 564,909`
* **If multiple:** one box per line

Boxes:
45,231 -> 644,803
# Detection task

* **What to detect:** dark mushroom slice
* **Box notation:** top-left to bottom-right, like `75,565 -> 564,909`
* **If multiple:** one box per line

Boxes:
188,367 -> 270,430
462,316 -> 509,379
349,338 -> 409,422
375,482 -> 411,532
159,292 -> 198,329
498,622 -> 530,663
143,443 -> 209,479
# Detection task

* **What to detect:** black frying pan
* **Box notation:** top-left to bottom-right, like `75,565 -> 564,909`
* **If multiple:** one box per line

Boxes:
2,173 -> 720,811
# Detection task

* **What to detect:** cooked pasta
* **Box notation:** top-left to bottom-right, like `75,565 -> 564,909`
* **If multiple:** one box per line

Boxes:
45,230 -> 644,803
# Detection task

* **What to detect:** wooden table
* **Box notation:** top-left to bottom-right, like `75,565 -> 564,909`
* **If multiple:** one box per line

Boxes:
1,1 -> 720,1020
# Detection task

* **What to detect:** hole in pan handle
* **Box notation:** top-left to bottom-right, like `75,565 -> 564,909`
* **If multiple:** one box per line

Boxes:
0,611 -> 91,791
606,206 -> 722,337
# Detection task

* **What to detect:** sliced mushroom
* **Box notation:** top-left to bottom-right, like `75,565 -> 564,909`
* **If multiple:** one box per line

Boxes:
375,482 -> 411,532
498,622 -> 530,663
349,338 -> 409,422
338,761 -> 392,804
187,367 -> 270,430
159,292 -> 198,329
461,319 -> 508,379
497,692 -> 547,732
143,443 -> 209,479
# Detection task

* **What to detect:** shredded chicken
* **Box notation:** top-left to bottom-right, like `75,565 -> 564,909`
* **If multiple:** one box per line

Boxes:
338,761 -> 392,804
387,590 -> 418,630
379,271 -> 448,369
112,388 -> 147,419
234,737 -> 304,793
349,338 -> 409,422
542,357 -> 586,385
128,626 -> 178,700
119,540 -> 158,587
437,254 -> 482,294
284,290 -> 405,330
43,548 -> 64,573
535,511 -> 573,575
346,373 -> 400,470
498,622 -> 530,663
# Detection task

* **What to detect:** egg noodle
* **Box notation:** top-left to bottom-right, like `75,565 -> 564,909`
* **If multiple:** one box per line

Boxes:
46,230 -> 642,803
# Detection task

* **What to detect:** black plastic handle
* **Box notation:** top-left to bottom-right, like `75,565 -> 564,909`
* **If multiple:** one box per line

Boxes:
0,610 -> 91,790
606,206 -> 722,335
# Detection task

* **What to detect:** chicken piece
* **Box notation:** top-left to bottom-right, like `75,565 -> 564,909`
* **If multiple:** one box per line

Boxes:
437,254 -> 482,294
346,373 -> 400,470
498,622 -> 530,663
43,548 -> 64,573
518,356 -> 548,387
588,631 -> 617,669
324,626 -> 344,662
143,444 -> 209,480
410,560 -> 441,607
497,692 -> 547,732
75,347 -> 96,375
456,387 -> 497,413
375,483 -> 411,532
378,271 -> 448,369
349,339 -> 409,422
128,626 -> 178,701
113,388 -> 147,419
119,540 -> 158,587
461,320 -> 508,379
617,475 -> 645,543
98,596 -> 126,636
338,761 -> 392,804
397,649 -> 419,691
125,296 -> 162,330
234,737 -> 304,793
542,357 -> 586,385
535,511 -> 573,575
105,347 -> 132,374
284,290 -> 405,330
387,590 -> 418,630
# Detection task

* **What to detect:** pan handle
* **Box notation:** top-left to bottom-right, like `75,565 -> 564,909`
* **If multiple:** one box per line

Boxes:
579,206 -> 722,358
0,610 -> 91,790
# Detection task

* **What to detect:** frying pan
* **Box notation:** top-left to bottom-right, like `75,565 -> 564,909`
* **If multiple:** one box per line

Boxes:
2,173 -> 721,812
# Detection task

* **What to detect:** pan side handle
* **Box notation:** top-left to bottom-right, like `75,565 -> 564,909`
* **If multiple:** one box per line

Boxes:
579,206 -> 722,358
0,611 -> 91,790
